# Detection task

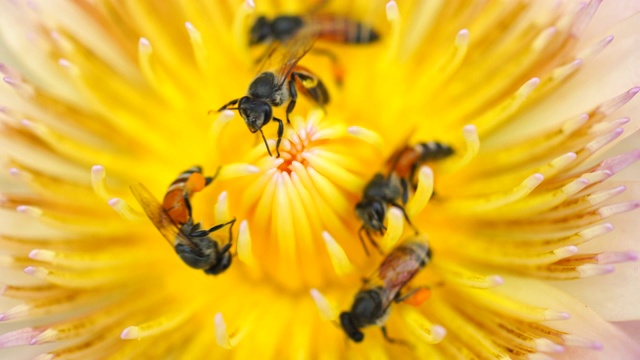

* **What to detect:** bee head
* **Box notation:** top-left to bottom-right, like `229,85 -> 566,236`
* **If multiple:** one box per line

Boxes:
249,16 -> 271,45
339,312 -> 364,343
238,97 -> 272,133
355,199 -> 386,232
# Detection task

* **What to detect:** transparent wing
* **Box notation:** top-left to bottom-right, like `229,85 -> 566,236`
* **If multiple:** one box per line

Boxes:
130,183 -> 195,250
256,27 -> 317,86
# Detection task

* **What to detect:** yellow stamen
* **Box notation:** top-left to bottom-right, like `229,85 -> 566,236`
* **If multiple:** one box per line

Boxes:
455,288 -> 570,321
398,305 -> 446,344
434,261 -> 503,289
121,301 -> 197,340
383,0 -> 402,63
347,126 -> 384,151
214,191 -> 230,225
108,198 -> 143,221
405,166 -> 434,218
321,231 -> 354,276
439,125 -> 479,174
309,288 -> 338,321
236,220 -> 256,267
217,163 -> 260,181
185,22 -> 209,78
380,207 -> 404,251
231,0 -> 254,66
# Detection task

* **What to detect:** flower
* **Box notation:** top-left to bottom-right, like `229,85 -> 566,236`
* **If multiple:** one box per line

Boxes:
1,0 -> 640,359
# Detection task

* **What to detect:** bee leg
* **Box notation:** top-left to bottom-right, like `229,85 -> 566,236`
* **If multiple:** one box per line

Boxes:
273,116 -> 285,158
389,201 -> 419,235
204,166 -> 223,186
380,327 -> 413,349
183,193 -> 194,219
204,218 -> 236,235
357,226 -> 370,257
394,286 -> 429,303
365,228 -> 384,255
217,98 -> 240,112
258,128 -> 273,157
286,78 -> 297,124
400,178 -> 409,205
310,47 -> 344,86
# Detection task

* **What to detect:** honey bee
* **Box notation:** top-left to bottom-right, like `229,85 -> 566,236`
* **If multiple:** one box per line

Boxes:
249,14 -> 379,46
387,141 -> 454,191
340,240 -> 432,343
356,142 -> 453,254
218,30 -> 329,158
249,13 -> 380,86
130,166 -> 236,275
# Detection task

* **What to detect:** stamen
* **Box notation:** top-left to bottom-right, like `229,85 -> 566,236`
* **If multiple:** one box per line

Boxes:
309,288 -> 337,321
549,59 -> 582,83
536,338 -> 565,353
448,173 -> 544,213
121,304 -> 195,340
577,35 -> 614,60
576,264 -> 614,278
231,0 -> 254,65
406,166 -> 434,218
236,220 -> 256,267
593,149 -> 640,176
321,231 -> 354,276
587,186 -> 625,205
435,261 -> 504,289
214,191 -> 230,224
589,117 -> 629,134
0,304 -> 29,321
595,251 -> 638,264
207,110 -> 235,161
585,128 -> 623,154
527,354 -> 554,360
581,170 -> 611,183
596,87 -> 640,116
578,223 -> 614,241
214,313 -> 232,349
440,125 -> 479,173
91,165 -> 109,201
185,22 -> 209,76
16,205 -> 42,217
217,163 -> 260,180
380,207 -> 404,251
383,0 -> 402,63
562,114 -> 589,133
399,305 -> 446,344
561,334 -> 603,350
7,167 -> 33,182
108,198 -> 143,220
137,37 -> 155,83
347,126 -> 384,151
532,27 -> 557,51
571,0 -> 601,36
598,201 -> 640,218
458,288 -> 570,321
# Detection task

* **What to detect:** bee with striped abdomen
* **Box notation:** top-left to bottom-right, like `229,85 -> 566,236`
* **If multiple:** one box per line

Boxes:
340,240 -> 432,343
130,166 -> 236,275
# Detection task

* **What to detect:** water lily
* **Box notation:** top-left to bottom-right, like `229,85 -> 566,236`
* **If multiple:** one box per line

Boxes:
1,0 -> 640,359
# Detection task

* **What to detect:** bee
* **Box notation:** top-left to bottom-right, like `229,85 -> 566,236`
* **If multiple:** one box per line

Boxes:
218,30 -> 330,158
249,14 -> 380,86
249,14 -> 380,46
340,240 -> 432,343
355,173 -> 415,255
387,141 -> 454,191
355,142 -> 454,255
130,166 -> 236,275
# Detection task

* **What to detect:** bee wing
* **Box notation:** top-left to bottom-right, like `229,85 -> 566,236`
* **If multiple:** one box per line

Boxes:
129,183 -> 196,250
256,28 -> 317,86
